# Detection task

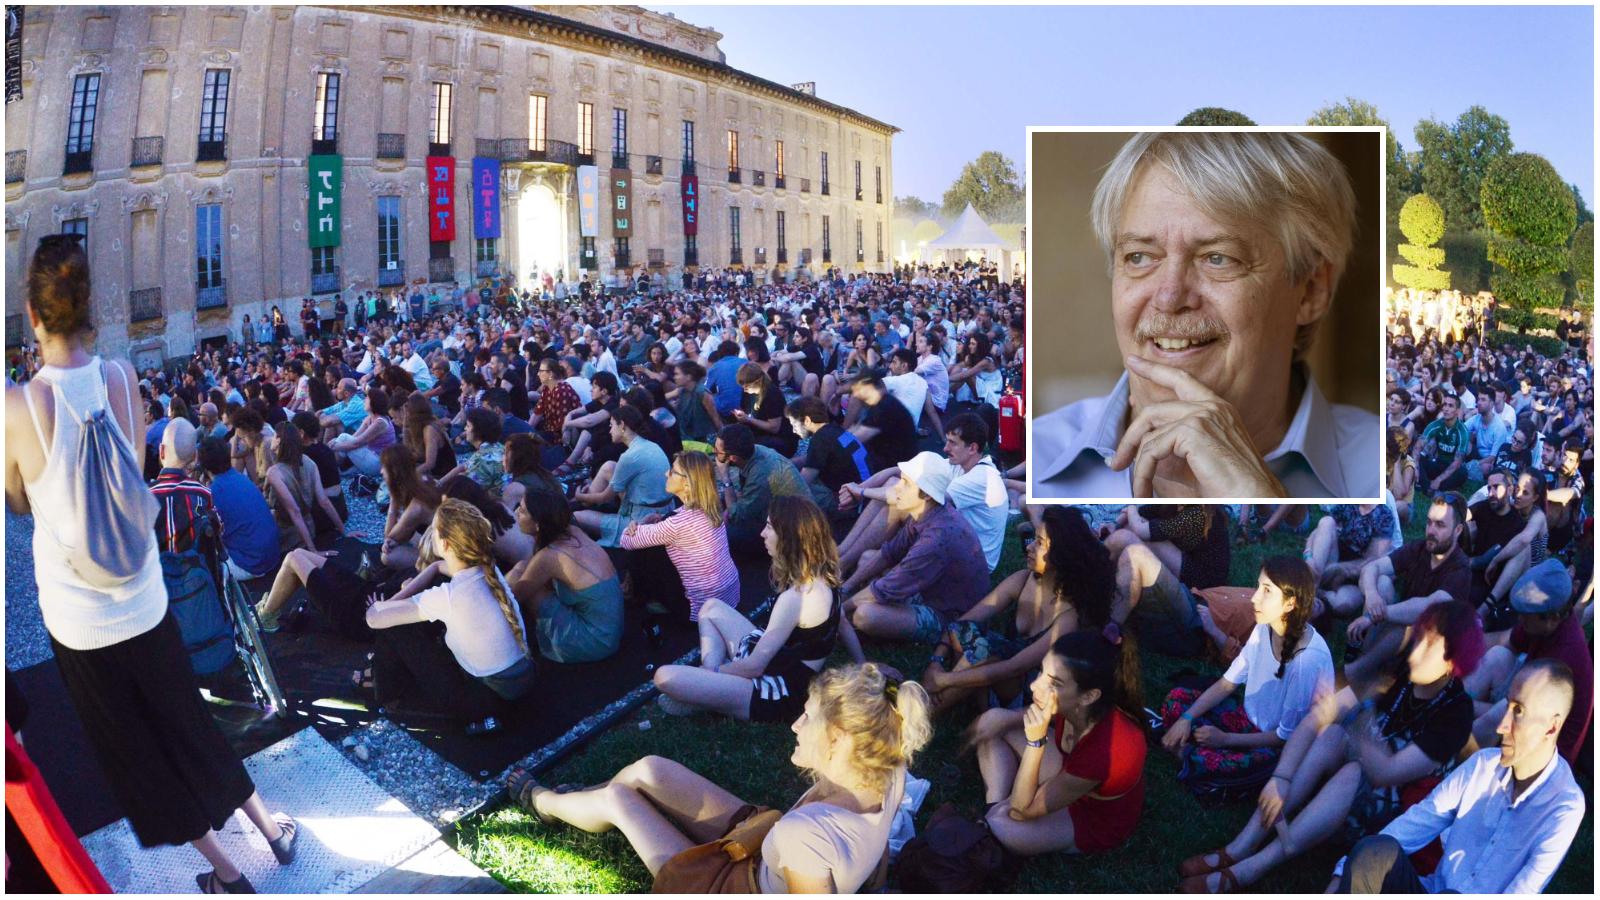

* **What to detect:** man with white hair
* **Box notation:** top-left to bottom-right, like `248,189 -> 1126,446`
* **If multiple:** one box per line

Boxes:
1032,131 -> 1379,499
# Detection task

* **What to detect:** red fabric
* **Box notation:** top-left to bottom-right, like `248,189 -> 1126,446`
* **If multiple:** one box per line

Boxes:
5,725 -> 112,893
427,156 -> 456,241
1509,615 -> 1593,763
1400,774 -> 1445,875
680,175 -> 699,236
1054,709 -> 1146,854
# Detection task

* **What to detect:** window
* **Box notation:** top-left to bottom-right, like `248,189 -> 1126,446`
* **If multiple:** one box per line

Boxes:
199,69 -> 230,142
875,165 -> 883,203
429,82 -> 453,145
820,151 -> 830,194
684,233 -> 698,265
682,120 -> 695,162
612,108 -> 628,157
730,207 -> 742,255
822,215 -> 831,259
313,72 -> 340,142
776,211 -> 786,254
876,220 -> 884,261
62,217 -> 89,244
578,102 -> 594,155
311,245 -> 337,276
615,236 -> 630,266
856,216 -> 864,261
65,72 -> 101,156
475,238 -> 497,263
378,196 -> 402,272
196,204 -> 224,290
580,236 -> 596,267
775,141 -> 785,178
528,95 -> 547,152
727,130 -> 740,170
854,160 -> 862,200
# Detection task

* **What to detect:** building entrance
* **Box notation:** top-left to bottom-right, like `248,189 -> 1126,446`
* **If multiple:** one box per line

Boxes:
516,182 -> 564,287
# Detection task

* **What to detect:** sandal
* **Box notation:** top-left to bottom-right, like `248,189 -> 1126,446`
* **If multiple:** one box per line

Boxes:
1178,847 -> 1237,878
1178,866 -> 1240,894
506,769 -> 582,824
268,814 -> 299,865
197,871 -> 257,894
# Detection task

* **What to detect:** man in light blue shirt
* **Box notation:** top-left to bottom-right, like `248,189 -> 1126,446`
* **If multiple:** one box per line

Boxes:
1464,391 -> 1511,479
1030,131 -> 1379,500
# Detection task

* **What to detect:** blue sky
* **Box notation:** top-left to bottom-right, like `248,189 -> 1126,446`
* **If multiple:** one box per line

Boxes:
662,4 -> 1594,208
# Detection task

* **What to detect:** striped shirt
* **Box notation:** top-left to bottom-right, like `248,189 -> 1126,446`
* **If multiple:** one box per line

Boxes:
150,467 -> 220,556
618,507 -> 740,620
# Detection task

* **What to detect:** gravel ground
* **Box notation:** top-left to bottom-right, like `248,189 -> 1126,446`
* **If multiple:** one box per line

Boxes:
5,509 -> 53,670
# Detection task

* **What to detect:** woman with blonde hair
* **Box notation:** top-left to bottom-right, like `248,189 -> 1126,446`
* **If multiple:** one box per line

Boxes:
509,662 -> 932,893
363,497 -> 535,735
651,495 -> 841,721
619,450 -> 740,622
1388,426 -> 1418,526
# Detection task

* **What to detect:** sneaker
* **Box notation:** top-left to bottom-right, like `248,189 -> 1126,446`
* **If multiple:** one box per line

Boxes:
656,693 -> 697,717
254,602 -> 280,633
267,813 -> 299,865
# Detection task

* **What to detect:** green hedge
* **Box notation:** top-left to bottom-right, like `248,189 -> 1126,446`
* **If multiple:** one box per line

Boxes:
1486,327 -> 1566,358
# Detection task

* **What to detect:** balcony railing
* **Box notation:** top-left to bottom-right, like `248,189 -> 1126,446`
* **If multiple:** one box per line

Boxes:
684,248 -> 698,267
775,175 -> 786,190
475,259 -> 499,278
614,251 -> 631,269
428,141 -> 451,157
129,287 -> 163,322
876,192 -> 883,204
729,249 -> 743,265
800,248 -> 812,264
754,248 -> 767,265
377,133 -> 406,160
855,188 -> 863,202
800,177 -> 810,193
131,136 -> 163,167
196,136 -> 227,163
822,249 -> 832,264
476,138 -> 499,160
777,248 -> 788,264
646,155 -> 663,175
311,135 -> 338,156
576,151 -> 595,167
196,281 -> 227,310
727,167 -> 741,184
681,159 -> 695,177
876,250 -> 885,264
5,314 -> 25,348
5,150 -> 24,184
752,170 -> 765,187
857,252 -> 865,264
310,268 -> 340,295
612,151 -> 630,170
509,138 -> 579,166
63,148 -> 93,176
821,182 -> 830,196
377,262 -> 405,287
648,248 -> 665,268
427,257 -> 455,284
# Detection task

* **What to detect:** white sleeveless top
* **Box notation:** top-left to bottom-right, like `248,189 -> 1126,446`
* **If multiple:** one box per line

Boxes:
21,358 -> 167,651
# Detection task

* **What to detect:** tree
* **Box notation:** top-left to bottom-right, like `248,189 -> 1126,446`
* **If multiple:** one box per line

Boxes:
1413,106 -> 1513,230
894,195 -> 939,221
1393,194 -> 1451,291
1569,183 -> 1593,227
940,151 -> 1024,223
1480,153 -> 1577,323
1176,107 -> 1256,126
1571,220 -> 1594,308
1307,98 -> 1411,266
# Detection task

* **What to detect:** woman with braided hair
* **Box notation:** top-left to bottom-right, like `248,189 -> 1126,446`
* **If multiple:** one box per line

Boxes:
363,497 -> 535,734
1158,557 -> 1334,801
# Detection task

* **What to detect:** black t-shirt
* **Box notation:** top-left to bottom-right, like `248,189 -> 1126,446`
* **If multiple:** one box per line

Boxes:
435,372 -> 462,417
303,441 -> 341,490
804,423 -> 872,491
1372,673 -> 1474,766
1491,443 -> 1532,479
1465,500 -> 1526,557
796,342 -> 825,378
1387,540 -> 1471,602
860,395 -> 917,474
264,404 -> 289,428
742,382 -> 797,454
585,396 -> 619,457
502,365 -> 531,420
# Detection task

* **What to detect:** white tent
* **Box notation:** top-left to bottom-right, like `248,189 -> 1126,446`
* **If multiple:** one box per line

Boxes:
925,203 -> 1020,273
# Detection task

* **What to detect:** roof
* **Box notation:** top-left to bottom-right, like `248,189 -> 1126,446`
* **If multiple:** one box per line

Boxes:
927,204 -> 1016,249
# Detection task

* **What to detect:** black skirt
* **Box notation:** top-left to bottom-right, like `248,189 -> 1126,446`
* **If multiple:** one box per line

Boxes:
50,612 -> 256,848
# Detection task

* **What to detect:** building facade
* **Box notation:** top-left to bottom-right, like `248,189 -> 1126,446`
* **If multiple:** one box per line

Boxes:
4,4 -> 896,365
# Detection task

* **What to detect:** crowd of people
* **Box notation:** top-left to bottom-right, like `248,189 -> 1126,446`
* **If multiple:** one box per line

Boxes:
4,227 -> 1591,894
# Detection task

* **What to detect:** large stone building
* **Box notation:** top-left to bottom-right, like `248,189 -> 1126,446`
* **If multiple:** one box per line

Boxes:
4,4 -> 896,366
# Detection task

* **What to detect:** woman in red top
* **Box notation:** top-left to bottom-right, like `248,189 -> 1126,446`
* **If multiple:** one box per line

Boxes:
968,625 -> 1147,855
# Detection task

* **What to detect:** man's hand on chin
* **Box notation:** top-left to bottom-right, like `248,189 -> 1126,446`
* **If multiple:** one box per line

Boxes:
1108,354 -> 1287,499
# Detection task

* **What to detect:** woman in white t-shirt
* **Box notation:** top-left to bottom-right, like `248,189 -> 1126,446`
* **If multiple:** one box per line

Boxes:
507,663 -> 931,892
1159,557 -> 1334,778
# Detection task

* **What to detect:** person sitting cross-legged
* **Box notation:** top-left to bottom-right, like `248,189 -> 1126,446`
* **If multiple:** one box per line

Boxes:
837,452 -> 990,657
1302,504 -> 1394,604
652,495 -> 842,721
507,490 -> 624,664
1175,599 -> 1483,893
967,626 -> 1148,857
1105,504 -> 1231,659
506,663 -> 932,893
1331,658 -> 1586,894
921,505 -> 1115,715
617,450 -> 740,623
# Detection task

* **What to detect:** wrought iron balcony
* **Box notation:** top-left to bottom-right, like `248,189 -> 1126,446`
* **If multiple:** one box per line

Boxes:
800,248 -> 812,265
5,150 -> 24,184
646,156 -> 663,175
648,248 -> 665,268
727,167 -> 741,184
527,138 -> 579,166
876,191 -> 883,204
476,138 -> 499,160
857,251 -> 864,263
196,136 -> 227,163
427,257 -> 455,284
820,182 -> 830,196
729,249 -> 743,265
752,170 -> 765,187
310,268 -> 340,295
777,249 -> 788,264
877,250 -> 885,264
775,175 -> 786,190
63,149 -> 93,176
428,141 -> 451,157
196,282 -> 227,310
130,136 -> 163,167
800,177 -> 810,193
822,249 -> 832,264
855,188 -> 863,202
129,287 -> 163,322
377,262 -> 405,287
754,248 -> 767,264
681,158 -> 695,177
311,135 -> 338,156
377,133 -> 406,160
684,248 -> 698,267
576,152 -> 595,167
614,251 -> 631,269
612,152 -> 630,170
475,259 -> 499,278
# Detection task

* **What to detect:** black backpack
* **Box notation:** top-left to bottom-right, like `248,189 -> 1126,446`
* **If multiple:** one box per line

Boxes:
892,803 -> 1015,893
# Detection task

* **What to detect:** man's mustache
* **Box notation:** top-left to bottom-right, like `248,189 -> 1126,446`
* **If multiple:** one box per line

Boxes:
1134,313 -> 1230,343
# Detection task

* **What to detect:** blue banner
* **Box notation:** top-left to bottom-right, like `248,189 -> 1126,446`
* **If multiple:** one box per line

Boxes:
472,157 -> 501,239
577,165 -> 600,238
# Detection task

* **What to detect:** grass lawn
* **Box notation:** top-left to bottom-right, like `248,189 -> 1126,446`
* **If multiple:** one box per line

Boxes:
452,500 -> 1593,893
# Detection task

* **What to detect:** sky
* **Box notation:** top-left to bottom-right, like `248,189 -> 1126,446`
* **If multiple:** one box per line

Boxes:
661,4 -> 1594,210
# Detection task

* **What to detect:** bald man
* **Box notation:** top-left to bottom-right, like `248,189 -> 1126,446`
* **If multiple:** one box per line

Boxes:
197,402 -> 227,441
319,377 -> 365,443
151,418 -> 222,558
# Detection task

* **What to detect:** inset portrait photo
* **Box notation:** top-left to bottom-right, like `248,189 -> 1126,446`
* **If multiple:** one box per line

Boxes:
1026,127 -> 1384,502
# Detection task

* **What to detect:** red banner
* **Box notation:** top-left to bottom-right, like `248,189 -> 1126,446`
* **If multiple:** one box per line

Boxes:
680,174 -> 699,237
427,155 -> 456,242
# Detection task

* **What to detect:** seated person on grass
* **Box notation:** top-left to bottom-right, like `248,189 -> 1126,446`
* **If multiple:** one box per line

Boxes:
1105,504 -> 1231,659
652,496 -> 841,721
734,362 -> 799,458
571,406 -> 673,548
837,451 -> 989,655
507,490 -> 624,664
714,424 -> 809,561
197,437 -> 281,584
377,445 -> 444,570
1330,659 -> 1585,895
967,627 -> 1147,858
556,370 -> 620,473
507,663 -> 932,894
440,407 -> 506,499
1303,503 -> 1394,599
922,505 -> 1115,715
1541,439 -> 1586,555
1175,599 -> 1482,893
1463,560 -> 1592,765
362,498 -> 536,736
785,396 -> 870,515
1471,470 -> 1548,630
618,450 -> 740,623
317,377 -> 366,444
1343,493 -> 1472,689
1159,557 -> 1334,793
847,371 -> 919,477
1416,393 -> 1470,494
499,433 -> 564,517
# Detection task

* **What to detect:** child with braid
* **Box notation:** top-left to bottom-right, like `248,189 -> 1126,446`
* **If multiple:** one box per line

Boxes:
364,497 -> 536,734
1158,557 -> 1334,791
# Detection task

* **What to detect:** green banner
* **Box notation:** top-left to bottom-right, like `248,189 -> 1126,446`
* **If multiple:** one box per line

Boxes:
308,154 -> 342,248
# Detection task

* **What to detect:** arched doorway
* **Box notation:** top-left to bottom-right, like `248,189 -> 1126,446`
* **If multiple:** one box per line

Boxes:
516,182 -> 564,284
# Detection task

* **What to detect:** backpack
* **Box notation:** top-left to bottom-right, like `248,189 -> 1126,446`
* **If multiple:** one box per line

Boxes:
891,803 -> 1014,893
160,550 -> 234,675
31,360 -> 161,589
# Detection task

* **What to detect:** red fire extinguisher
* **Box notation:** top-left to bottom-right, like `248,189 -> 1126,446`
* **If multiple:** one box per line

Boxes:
998,384 -> 1024,453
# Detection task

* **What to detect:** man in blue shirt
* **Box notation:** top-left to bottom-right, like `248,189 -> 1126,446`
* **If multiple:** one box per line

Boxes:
198,438 -> 281,580
705,340 -> 745,417
1466,391 -> 1511,480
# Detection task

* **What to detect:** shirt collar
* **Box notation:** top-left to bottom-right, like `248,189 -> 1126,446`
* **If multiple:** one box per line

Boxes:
1492,750 -> 1563,808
